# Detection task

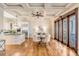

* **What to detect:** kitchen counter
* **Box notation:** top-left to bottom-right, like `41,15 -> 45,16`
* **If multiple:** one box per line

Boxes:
0,33 -> 25,45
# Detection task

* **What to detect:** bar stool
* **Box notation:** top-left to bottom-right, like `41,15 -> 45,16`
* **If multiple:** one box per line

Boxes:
0,40 -> 5,56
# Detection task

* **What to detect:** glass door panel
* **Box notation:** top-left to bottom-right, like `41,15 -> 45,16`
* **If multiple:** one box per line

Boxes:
69,15 -> 76,48
56,22 -> 58,40
54,22 -> 56,39
63,18 -> 68,44
59,20 -> 62,41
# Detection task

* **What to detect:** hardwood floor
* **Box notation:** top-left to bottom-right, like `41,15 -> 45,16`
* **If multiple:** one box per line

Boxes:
3,39 -> 77,56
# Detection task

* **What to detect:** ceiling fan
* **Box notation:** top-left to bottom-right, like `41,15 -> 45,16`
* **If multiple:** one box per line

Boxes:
32,11 -> 43,18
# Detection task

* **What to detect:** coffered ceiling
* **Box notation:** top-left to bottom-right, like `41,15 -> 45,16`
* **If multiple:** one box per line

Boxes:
1,3 -> 76,20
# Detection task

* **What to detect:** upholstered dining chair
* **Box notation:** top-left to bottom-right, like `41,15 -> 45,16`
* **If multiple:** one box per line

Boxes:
42,33 -> 51,43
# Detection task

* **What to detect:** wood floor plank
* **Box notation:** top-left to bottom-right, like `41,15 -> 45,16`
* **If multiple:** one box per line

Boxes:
4,39 -> 76,56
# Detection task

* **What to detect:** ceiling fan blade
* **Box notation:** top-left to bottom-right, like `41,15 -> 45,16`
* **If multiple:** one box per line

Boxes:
39,13 -> 41,15
40,15 -> 43,17
32,11 -> 43,18
32,13 -> 36,16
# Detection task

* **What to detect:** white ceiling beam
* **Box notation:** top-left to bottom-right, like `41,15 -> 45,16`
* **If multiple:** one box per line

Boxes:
26,3 -> 30,8
5,10 -> 17,17
44,3 -> 47,9
21,3 -> 30,9
6,9 -> 22,17
55,10 -> 63,16
2,3 -> 24,10
0,3 -> 8,8
5,6 -> 23,9
65,3 -> 75,8
73,3 -> 79,7
43,3 -> 67,9
12,10 -> 21,16
50,7 -> 65,9
43,3 -> 45,9
65,3 -> 72,8
52,5 -> 70,16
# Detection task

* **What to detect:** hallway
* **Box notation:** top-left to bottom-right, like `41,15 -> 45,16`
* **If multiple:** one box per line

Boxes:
5,39 -> 76,56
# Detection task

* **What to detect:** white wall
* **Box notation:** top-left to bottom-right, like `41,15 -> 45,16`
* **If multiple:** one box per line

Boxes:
21,17 -> 52,38
51,18 -> 55,38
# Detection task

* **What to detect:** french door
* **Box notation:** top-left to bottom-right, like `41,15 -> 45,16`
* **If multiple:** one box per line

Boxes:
69,15 -> 76,49
56,22 -> 59,40
59,20 -> 62,42
63,18 -> 68,44
54,8 -> 78,53
54,22 -> 56,39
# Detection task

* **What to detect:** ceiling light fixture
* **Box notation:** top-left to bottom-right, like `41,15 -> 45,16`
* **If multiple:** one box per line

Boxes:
32,11 -> 44,18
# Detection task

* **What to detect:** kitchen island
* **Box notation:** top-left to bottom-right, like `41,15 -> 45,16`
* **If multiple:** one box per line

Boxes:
0,33 -> 25,45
